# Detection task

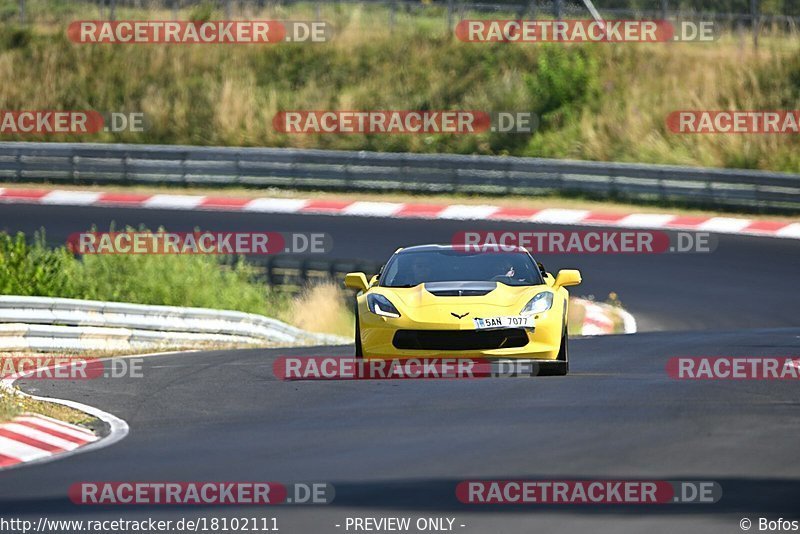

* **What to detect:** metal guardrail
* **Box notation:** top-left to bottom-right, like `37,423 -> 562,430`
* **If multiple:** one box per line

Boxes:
0,295 -> 348,351
1,142 -> 799,213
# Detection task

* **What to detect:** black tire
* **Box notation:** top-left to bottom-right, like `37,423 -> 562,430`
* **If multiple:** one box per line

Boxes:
538,329 -> 569,376
354,313 -> 363,359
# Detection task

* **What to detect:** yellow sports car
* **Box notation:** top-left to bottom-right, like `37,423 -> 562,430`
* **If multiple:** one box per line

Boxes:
345,244 -> 581,376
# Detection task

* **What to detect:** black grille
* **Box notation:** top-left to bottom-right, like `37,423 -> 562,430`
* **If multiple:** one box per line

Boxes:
424,281 -> 496,297
427,289 -> 492,297
393,329 -> 529,351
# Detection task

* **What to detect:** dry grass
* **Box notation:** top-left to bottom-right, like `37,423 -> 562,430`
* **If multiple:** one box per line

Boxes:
550,39 -> 800,171
1,351 -> 128,424
569,294 -> 630,335
280,282 -> 355,337
0,388 -> 96,425
0,4 -> 799,171
567,298 -> 587,336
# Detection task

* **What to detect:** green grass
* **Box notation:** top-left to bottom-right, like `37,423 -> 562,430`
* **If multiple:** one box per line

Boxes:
0,390 -> 19,422
0,3 -> 799,171
0,230 -> 289,317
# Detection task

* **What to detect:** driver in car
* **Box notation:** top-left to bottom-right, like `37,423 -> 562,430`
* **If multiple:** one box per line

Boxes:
411,258 -> 434,283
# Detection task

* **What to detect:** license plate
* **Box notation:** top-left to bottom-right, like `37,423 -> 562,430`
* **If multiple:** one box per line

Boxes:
473,316 -> 533,330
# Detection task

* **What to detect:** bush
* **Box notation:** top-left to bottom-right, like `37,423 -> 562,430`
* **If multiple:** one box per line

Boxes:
0,231 -> 287,317
525,46 -> 601,126
0,232 -> 77,296
0,26 -> 32,49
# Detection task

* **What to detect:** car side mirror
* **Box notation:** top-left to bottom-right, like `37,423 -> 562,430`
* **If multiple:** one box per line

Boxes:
553,269 -> 582,289
344,272 -> 369,292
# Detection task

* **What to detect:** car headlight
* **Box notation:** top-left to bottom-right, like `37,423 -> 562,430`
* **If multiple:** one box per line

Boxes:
521,292 -> 553,316
367,294 -> 401,318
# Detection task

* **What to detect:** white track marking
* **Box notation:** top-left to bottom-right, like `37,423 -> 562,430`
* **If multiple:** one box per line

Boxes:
242,198 -> 308,212
41,191 -> 103,205
143,194 -> 205,210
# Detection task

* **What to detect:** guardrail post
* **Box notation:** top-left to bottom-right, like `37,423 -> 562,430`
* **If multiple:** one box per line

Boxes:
18,0 -> 24,24
70,150 -> 76,183
343,155 -> 351,190
704,178 -> 714,208
234,152 -> 242,186
447,0 -> 454,31
554,0 -> 563,20
449,159 -> 459,194
503,159 -> 512,195
289,150 -> 298,190
608,166 -> 618,200
300,259 -> 309,287
181,151 -> 188,185
264,256 -> 274,287
14,146 -> 21,183
751,0 -> 760,47
660,0 -> 668,20
328,262 -> 338,283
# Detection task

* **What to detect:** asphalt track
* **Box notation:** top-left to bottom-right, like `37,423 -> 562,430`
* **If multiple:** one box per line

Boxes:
0,202 -> 798,534
1,202 -> 798,331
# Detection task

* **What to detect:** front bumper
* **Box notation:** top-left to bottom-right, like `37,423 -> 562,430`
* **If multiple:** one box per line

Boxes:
358,303 -> 564,360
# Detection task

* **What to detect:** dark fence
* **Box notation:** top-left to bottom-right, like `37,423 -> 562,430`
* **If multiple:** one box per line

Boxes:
9,0 -> 800,35
2,142 -> 799,213
256,255 -> 381,291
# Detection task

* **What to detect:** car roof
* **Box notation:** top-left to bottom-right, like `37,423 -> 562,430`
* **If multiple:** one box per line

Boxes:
396,244 -> 530,254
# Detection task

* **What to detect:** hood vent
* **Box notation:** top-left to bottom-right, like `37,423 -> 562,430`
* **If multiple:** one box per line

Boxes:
424,281 -> 497,297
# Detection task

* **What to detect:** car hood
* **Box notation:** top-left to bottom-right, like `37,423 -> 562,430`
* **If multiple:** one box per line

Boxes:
376,281 -> 550,311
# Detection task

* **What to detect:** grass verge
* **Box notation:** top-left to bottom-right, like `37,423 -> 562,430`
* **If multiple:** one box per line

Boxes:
0,229 -> 290,317
0,229 -> 356,337
0,387 -> 96,425
0,3 -> 798,172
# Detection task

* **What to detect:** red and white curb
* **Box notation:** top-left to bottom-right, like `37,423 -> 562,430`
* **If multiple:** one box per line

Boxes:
0,413 -> 97,468
1,187 -> 798,239
0,358 -> 130,471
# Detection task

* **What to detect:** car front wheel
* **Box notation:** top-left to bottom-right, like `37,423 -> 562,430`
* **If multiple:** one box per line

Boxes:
538,329 -> 568,376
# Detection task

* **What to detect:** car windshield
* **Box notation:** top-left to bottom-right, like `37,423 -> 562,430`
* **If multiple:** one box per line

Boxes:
380,249 -> 543,287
